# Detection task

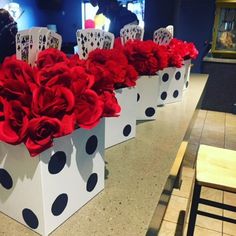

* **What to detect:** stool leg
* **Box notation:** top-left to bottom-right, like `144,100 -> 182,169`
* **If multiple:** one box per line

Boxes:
187,182 -> 201,236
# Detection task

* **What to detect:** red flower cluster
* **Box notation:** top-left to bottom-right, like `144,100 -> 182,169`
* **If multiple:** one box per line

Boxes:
0,49 -> 121,157
167,38 -> 199,67
122,40 -> 168,75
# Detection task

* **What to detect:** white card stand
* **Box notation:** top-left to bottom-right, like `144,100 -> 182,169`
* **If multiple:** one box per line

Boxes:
120,25 -> 144,45
76,29 -> 114,59
157,66 -> 185,105
136,75 -> 159,120
183,59 -> 191,90
105,87 -> 136,149
153,28 -> 173,45
0,119 -> 105,236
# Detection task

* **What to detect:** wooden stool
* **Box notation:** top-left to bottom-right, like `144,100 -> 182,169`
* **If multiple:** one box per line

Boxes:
187,144 -> 236,236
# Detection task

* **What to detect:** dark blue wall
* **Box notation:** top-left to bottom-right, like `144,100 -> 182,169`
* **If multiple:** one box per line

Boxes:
174,0 -> 215,72
145,0 -> 215,72
16,0 -> 82,43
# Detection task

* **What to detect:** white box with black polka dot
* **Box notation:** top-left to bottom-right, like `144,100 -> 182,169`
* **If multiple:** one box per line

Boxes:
136,75 -> 159,120
105,87 -> 136,149
0,119 -> 105,236
157,66 -> 185,105
183,59 -> 191,90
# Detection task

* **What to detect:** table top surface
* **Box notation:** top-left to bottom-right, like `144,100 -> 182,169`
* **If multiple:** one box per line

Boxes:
0,74 -> 208,236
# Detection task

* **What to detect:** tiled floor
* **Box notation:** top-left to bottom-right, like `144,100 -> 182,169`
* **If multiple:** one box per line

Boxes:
159,110 -> 236,236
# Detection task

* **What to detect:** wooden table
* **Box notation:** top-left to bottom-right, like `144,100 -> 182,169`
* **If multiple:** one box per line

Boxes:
0,74 -> 208,236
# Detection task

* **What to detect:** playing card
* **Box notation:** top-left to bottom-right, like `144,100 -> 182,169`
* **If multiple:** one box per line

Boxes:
28,27 -> 42,66
103,32 -> 114,49
48,31 -> 62,50
76,29 -> 105,59
153,28 -> 173,45
166,25 -> 174,37
16,30 -> 30,62
120,25 -> 144,45
38,28 -> 50,52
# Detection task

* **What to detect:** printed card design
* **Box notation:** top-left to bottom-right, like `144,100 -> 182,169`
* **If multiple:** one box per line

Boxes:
16,30 -> 30,62
153,28 -> 173,45
120,25 -> 144,45
76,29 -> 105,59
103,32 -> 114,49
49,31 -> 62,50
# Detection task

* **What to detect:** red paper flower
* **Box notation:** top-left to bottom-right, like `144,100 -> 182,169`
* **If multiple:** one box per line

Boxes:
100,91 -> 121,117
124,40 -> 168,75
25,116 -> 62,157
0,100 -> 29,145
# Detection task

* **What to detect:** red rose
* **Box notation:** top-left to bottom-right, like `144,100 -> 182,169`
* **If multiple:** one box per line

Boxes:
124,40 -> 161,75
36,62 -> 73,88
1,55 -> 36,89
0,79 -> 32,107
32,86 -> 75,135
153,44 -> 168,70
100,91 -> 121,117
37,48 -> 68,69
0,100 -> 29,145
0,97 -> 4,121
68,54 -> 86,67
25,116 -> 62,157
122,65 -> 138,88
74,89 -> 104,129
70,66 -> 95,94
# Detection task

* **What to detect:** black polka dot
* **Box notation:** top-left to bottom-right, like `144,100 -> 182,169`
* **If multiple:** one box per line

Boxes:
175,71 -> 181,80
161,92 -> 167,100
48,151 -> 66,175
137,93 -> 140,102
162,73 -> 169,82
51,193 -> 68,216
22,209 -> 39,229
0,169 -> 13,190
186,81 -> 189,88
85,135 -> 98,155
123,124 -> 131,137
173,90 -> 179,98
145,107 -> 156,117
86,173 -> 98,192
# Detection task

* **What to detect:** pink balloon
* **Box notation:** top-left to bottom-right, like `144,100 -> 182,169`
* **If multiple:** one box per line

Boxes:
85,19 -> 95,29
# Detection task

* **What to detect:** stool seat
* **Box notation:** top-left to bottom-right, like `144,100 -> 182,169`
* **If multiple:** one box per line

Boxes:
197,144 -> 236,193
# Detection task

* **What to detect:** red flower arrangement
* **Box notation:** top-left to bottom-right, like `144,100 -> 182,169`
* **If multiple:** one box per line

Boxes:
167,38 -> 199,67
0,48 -> 120,157
122,40 -> 168,75
86,48 -> 138,90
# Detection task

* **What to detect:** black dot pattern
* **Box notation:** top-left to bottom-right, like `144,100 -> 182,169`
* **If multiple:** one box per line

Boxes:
0,168 -> 13,190
86,173 -> 98,192
51,193 -> 68,216
161,92 -> 167,100
22,208 -> 39,229
85,135 -> 98,155
162,73 -> 169,82
123,125 -> 131,137
175,72 -> 181,80
145,107 -> 156,117
173,90 -> 179,98
48,151 -> 67,175
185,81 -> 189,88
137,93 -> 140,102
